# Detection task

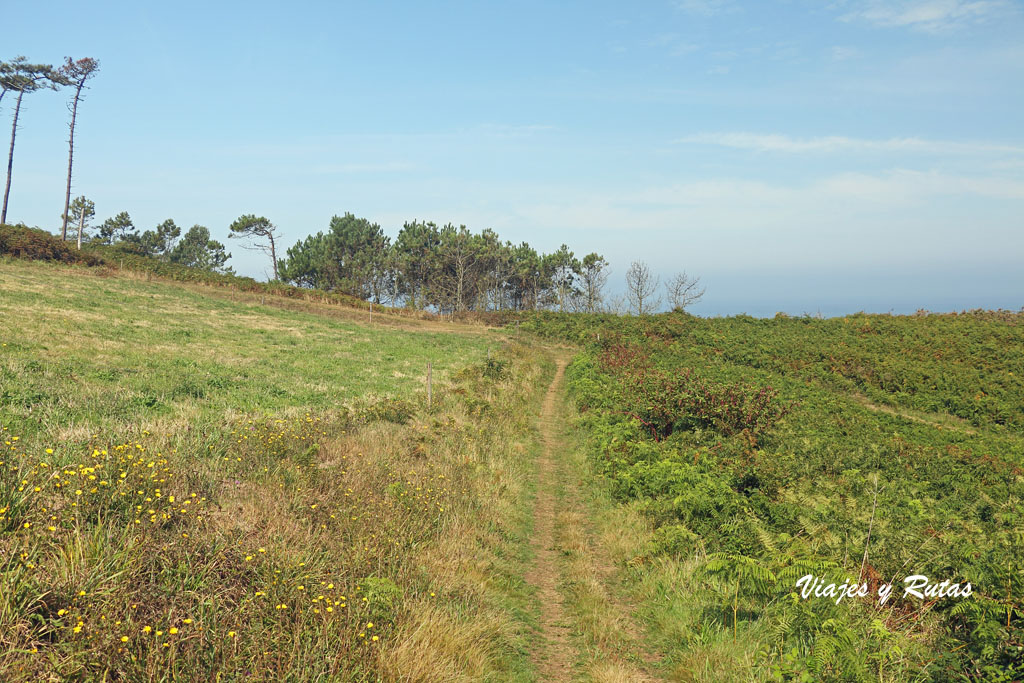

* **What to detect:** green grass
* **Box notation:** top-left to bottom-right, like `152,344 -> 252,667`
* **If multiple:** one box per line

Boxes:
1,257 -> 494,447
0,257 -> 548,682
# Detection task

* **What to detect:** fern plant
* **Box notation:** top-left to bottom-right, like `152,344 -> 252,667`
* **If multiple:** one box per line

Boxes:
704,552 -> 777,641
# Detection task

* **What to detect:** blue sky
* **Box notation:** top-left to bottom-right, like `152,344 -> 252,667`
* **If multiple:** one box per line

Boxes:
4,0 -> 1023,316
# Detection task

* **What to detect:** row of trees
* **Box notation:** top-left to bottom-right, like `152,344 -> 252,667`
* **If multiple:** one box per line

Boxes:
265,213 -> 704,314
1,55 -> 100,233
66,201 -> 233,273
51,198 -> 705,314
271,214 -> 609,313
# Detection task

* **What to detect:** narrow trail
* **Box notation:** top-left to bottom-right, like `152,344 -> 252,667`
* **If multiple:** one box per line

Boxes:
526,359 -> 576,681
527,357 -> 660,682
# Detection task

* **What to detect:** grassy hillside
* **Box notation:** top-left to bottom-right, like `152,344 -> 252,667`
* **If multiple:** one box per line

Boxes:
0,257 -> 548,681
525,311 -> 1024,681
5,252 -> 1021,681
1,257 -> 491,444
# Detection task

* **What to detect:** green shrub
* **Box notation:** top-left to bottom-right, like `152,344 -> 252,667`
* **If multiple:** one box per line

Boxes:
481,357 -> 508,380
358,576 -> 403,625
360,397 -> 416,424
0,224 -> 101,265
650,523 -> 700,557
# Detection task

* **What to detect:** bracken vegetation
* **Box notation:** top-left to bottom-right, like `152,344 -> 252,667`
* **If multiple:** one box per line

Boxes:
525,310 -> 1024,681
3,247 -> 1022,681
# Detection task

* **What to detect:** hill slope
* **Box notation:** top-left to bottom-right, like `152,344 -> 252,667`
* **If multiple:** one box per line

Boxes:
0,257 -> 552,681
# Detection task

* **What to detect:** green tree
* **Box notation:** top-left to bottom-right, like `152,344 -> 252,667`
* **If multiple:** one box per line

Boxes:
98,211 -> 136,245
170,225 -> 231,272
0,59 -> 14,108
139,219 -> 181,260
435,224 -> 481,314
278,231 -> 331,289
325,213 -> 390,300
475,228 -> 512,310
546,244 -> 581,312
278,213 -> 391,299
60,195 -> 95,249
508,242 -> 544,310
578,252 -> 609,313
58,57 -> 100,241
228,214 -> 280,280
394,220 -> 441,309
2,57 -> 60,225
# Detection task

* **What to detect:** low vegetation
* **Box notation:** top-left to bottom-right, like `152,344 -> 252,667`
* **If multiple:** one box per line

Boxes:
0,256 -> 550,681
525,311 -> 1024,681
3,246 -> 1021,681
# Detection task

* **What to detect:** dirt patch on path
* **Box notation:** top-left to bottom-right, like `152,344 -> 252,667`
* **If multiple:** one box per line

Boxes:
525,359 -> 576,681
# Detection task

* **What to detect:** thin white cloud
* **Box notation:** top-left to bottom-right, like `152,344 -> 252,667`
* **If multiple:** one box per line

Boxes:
674,132 -> 1024,156
430,168 -> 1021,279
816,168 -> 1024,200
619,170 -> 1024,208
830,46 -> 861,61
841,0 -> 1013,32
432,169 -> 1024,238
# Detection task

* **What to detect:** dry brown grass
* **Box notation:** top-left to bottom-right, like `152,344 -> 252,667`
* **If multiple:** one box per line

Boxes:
1,259 -> 551,681
378,602 -> 505,682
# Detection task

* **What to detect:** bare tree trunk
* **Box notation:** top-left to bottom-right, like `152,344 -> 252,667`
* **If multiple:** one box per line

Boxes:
1,91 -> 24,225
62,85 -> 83,241
455,260 -> 465,312
269,233 -> 278,280
77,205 -> 85,249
